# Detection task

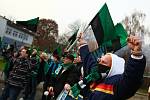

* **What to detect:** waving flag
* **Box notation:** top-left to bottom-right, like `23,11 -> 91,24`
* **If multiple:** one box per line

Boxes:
16,17 -> 39,32
83,3 -> 115,52
92,23 -> 128,61
83,3 -> 127,53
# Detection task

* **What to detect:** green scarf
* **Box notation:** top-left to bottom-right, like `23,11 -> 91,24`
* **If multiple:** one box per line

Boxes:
44,61 -> 49,75
3,61 -> 10,80
70,66 -> 101,98
62,63 -> 73,70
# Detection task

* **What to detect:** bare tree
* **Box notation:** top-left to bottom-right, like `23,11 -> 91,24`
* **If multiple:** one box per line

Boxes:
66,20 -> 81,36
121,11 -> 150,76
121,11 -> 150,45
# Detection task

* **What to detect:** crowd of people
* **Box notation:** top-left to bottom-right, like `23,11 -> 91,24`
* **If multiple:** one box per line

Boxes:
0,44 -> 83,100
0,34 -> 146,100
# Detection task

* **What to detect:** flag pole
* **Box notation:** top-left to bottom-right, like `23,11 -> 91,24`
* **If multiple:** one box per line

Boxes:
66,40 -> 73,50
49,35 -> 68,58
67,25 -> 89,52
66,4 -> 100,52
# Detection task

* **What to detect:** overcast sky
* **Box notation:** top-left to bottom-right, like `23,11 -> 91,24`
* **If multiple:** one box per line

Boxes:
0,0 -> 150,35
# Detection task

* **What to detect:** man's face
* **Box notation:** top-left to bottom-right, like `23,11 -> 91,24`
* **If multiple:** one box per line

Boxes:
20,49 -> 28,58
98,54 -> 112,67
63,57 -> 72,64
73,56 -> 81,63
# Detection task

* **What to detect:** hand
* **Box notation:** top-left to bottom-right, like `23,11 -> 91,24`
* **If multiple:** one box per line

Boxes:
48,86 -> 54,96
48,87 -> 53,92
77,33 -> 87,48
127,35 -> 142,56
64,83 -> 71,91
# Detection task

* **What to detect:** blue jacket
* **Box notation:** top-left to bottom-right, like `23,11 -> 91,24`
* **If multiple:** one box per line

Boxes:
79,45 -> 146,100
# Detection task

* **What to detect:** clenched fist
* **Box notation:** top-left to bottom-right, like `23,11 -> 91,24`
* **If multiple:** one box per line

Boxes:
127,35 -> 142,56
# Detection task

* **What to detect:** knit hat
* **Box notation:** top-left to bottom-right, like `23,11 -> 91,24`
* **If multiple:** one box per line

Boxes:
106,53 -> 125,78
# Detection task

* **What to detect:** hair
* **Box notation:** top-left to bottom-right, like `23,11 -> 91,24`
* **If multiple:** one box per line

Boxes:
66,54 -> 74,62
53,54 -> 60,61
23,46 -> 31,58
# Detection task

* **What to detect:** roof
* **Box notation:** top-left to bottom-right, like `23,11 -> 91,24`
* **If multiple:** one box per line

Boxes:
7,20 -> 36,36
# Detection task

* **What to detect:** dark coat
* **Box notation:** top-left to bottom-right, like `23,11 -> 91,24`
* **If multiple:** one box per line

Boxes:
48,63 -> 80,98
79,45 -> 146,100
7,57 -> 32,88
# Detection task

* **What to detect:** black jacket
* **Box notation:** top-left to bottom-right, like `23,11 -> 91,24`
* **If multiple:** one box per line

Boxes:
48,63 -> 80,98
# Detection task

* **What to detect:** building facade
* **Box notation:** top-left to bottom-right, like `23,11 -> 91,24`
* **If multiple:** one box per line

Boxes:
0,16 -> 35,49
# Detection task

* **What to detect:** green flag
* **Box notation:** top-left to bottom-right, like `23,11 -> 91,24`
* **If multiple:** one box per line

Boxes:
53,46 -> 62,57
83,3 -> 128,59
16,17 -> 39,32
83,3 -> 116,52
103,23 -> 128,51
92,23 -> 128,61
114,23 -> 128,47
83,3 -> 128,53
89,3 -> 115,45
68,29 -> 79,45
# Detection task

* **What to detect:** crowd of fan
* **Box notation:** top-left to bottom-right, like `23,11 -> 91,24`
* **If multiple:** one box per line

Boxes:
0,34 -> 146,100
0,45 -> 84,100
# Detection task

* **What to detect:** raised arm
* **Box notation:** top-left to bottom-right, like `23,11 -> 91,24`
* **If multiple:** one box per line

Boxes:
115,35 -> 146,99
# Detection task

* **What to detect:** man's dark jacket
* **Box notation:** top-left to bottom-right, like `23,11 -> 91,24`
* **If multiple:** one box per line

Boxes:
79,45 -> 146,100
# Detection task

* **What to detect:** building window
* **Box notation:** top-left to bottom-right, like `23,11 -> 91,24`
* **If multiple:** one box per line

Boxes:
23,34 -> 28,41
19,33 -> 23,39
24,35 -> 28,41
5,27 -> 12,35
13,31 -> 18,37
18,33 -> 28,41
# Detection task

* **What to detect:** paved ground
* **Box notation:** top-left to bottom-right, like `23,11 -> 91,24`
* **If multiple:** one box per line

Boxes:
129,94 -> 148,100
0,82 -> 42,100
